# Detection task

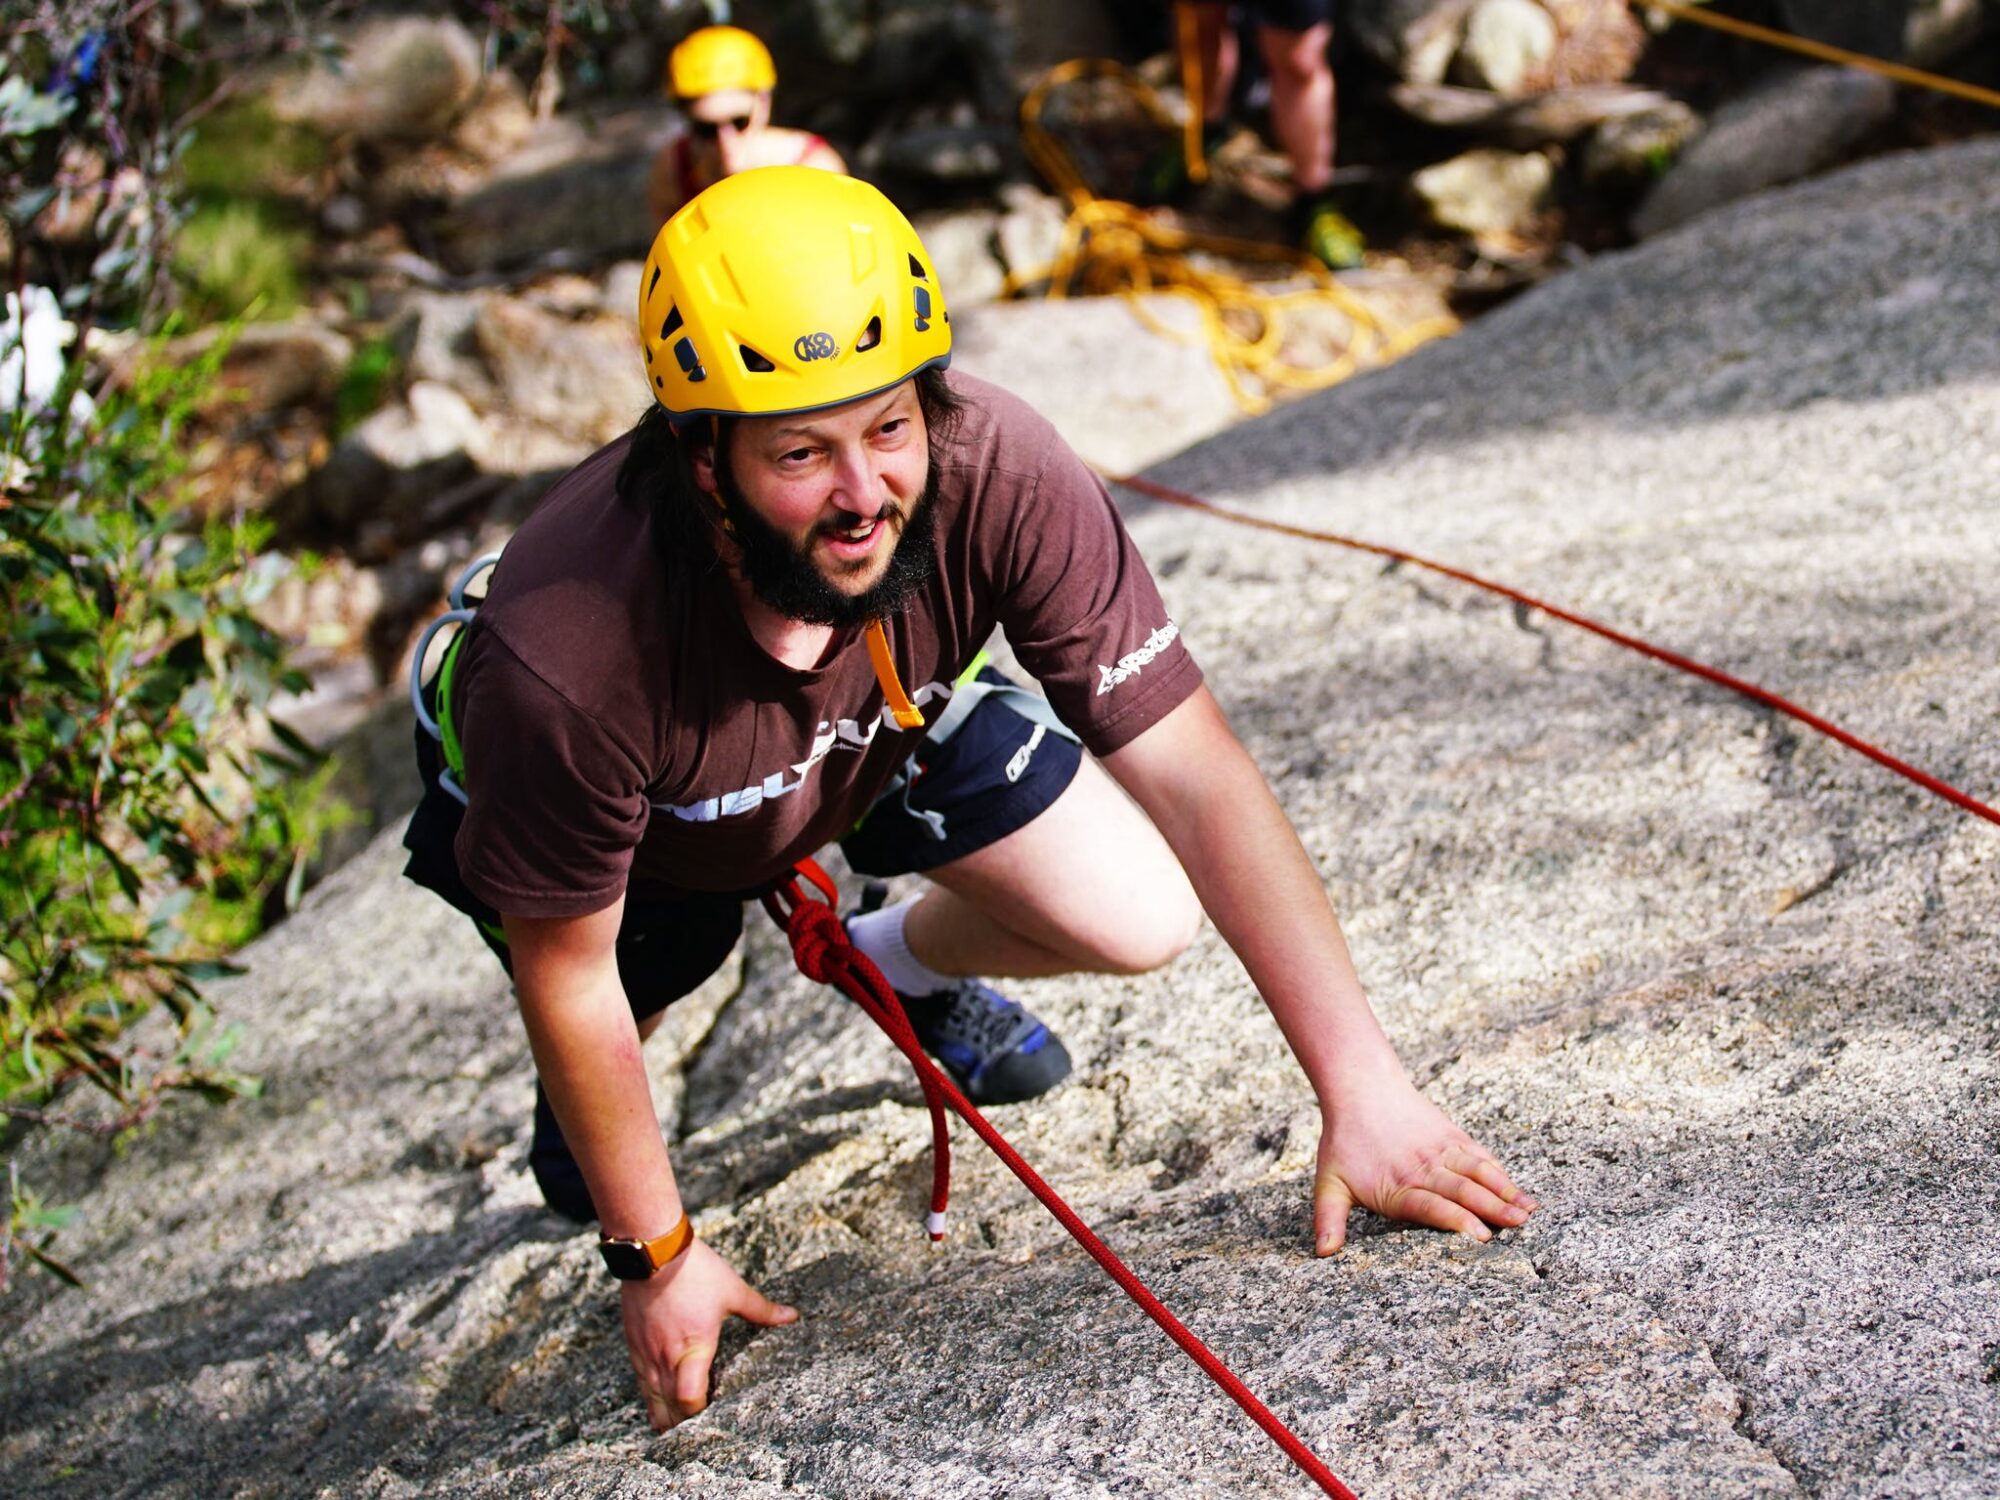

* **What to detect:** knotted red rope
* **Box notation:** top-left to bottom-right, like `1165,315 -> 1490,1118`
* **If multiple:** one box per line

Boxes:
762,862 -> 1358,1500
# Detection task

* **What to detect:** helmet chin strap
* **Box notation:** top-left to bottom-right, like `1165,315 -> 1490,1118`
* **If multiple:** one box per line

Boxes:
864,618 -> 926,730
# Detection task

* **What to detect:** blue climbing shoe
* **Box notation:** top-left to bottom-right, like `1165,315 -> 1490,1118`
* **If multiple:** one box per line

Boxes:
898,977 -> 1073,1105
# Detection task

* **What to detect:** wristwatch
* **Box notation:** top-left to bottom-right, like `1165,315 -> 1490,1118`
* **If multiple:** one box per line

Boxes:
598,1211 -> 694,1281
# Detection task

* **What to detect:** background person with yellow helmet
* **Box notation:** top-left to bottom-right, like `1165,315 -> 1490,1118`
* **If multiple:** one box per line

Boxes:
646,23 -> 847,226
402,165 -> 1536,1435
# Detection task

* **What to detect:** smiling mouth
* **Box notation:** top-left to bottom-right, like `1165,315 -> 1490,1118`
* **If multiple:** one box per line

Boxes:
822,517 -> 880,544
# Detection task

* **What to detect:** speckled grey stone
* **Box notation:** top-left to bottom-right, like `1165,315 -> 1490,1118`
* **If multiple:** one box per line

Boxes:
6,138 -> 1999,1498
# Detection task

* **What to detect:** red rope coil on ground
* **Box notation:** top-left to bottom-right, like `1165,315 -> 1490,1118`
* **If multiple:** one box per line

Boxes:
762,863 -> 1359,1500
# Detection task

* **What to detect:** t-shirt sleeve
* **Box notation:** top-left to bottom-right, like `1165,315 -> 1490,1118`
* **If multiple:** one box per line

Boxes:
984,428 -> 1203,756
450,627 -> 650,918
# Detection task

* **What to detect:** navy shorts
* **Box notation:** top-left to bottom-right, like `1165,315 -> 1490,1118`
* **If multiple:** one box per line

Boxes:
402,665 -> 1081,1022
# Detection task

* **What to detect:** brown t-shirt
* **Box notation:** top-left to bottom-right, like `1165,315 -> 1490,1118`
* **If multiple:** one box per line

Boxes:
451,372 -> 1202,917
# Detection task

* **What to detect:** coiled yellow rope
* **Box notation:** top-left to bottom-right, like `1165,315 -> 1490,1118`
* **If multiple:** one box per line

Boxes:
1006,58 -> 1455,415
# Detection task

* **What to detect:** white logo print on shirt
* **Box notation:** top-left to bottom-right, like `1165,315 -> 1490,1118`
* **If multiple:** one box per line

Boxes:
1096,620 -> 1179,696
655,677 -> 956,823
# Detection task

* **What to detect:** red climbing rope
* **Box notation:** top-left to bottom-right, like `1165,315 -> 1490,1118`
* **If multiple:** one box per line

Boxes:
762,862 -> 1359,1500
1110,471 -> 2000,832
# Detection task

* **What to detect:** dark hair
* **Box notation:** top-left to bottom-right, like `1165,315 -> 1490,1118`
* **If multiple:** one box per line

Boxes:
615,366 -> 966,563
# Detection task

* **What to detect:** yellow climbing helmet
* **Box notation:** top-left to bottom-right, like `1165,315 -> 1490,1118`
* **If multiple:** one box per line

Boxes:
666,25 -> 776,100
638,165 -> 952,422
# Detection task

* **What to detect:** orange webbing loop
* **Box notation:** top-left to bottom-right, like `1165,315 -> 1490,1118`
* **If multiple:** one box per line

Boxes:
1175,2 -> 1211,187
864,618 -> 926,729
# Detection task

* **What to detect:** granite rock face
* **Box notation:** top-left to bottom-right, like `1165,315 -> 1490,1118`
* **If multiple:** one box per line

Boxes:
1631,65 -> 1897,239
7,139 -> 2000,1498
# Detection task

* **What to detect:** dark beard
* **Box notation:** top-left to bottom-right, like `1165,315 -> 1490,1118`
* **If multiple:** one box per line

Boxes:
721,466 -> 940,628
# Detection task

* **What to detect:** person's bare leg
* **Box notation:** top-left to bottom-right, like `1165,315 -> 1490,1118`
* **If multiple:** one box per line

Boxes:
901,754 -> 1201,980
1258,21 -> 1335,194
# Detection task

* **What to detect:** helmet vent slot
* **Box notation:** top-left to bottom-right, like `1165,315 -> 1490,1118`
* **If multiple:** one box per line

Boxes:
662,305 -> 685,339
648,266 -> 661,299
854,316 -> 882,353
908,254 -> 929,281
739,345 -> 776,373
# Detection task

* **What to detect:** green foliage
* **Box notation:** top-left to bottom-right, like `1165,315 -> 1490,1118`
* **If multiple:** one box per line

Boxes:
179,99 -> 326,202
1643,142 -> 1681,179
2,3 -> 337,1293
0,329 -> 334,1289
334,335 -> 403,435
174,198 -> 308,324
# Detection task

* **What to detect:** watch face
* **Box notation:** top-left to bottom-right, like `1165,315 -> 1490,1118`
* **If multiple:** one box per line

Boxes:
599,1239 -> 657,1280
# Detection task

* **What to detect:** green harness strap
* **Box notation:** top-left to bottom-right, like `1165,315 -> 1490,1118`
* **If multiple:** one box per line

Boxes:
434,628 -> 469,784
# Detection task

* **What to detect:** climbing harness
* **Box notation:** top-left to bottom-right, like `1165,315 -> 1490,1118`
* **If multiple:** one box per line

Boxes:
1109,469 -> 2000,830
762,859 -> 1359,1500
1644,2 -> 2000,114
410,560 -> 1044,820
409,552 -> 503,806
1011,59 -> 1454,414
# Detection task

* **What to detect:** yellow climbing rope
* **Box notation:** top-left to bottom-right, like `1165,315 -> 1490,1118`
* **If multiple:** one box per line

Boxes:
1007,58 -> 1455,415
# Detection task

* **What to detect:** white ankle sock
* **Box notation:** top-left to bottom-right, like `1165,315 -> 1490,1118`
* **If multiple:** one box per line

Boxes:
846,896 -> 956,997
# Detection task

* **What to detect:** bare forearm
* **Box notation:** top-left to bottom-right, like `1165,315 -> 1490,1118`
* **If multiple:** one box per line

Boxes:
506,908 -> 683,1239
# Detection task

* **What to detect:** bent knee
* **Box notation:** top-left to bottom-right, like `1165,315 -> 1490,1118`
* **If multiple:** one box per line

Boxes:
1087,877 -> 1202,976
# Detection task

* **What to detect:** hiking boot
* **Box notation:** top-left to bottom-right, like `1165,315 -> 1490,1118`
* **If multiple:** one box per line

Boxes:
898,977 -> 1073,1105
529,1081 -> 596,1224
1291,194 -> 1365,271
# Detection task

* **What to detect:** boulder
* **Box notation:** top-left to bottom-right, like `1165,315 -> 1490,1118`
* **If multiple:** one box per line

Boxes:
910,209 -> 1008,308
1411,147 -> 1556,234
1348,0 -> 1481,84
1632,65 -> 1896,239
471,298 -> 646,448
1581,99 -> 1704,186
275,380 -> 487,541
1452,0 -> 1560,95
993,185 -> 1069,286
1392,80 -> 1675,146
434,104 -> 678,274
177,322 -> 354,417
1777,0 -> 1990,66
391,291 -> 501,411
1536,0 -> 1647,86
266,16 -> 484,143
949,294 -> 1244,473
863,123 -> 1015,187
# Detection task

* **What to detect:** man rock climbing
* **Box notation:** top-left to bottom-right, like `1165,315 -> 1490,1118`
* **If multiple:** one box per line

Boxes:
402,165 -> 1536,1432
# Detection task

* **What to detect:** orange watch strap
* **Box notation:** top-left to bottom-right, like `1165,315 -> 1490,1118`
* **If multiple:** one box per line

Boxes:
642,1211 -> 694,1269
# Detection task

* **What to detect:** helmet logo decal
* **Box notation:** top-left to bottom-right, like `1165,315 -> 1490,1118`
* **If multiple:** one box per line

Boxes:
794,331 -> 839,362
913,285 -> 933,333
674,336 -> 707,384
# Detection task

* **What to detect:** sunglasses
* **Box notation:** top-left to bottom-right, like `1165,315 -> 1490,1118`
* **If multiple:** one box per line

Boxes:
689,115 -> 752,141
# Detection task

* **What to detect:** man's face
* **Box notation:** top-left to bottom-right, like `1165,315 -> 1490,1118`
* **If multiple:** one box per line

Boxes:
706,381 -> 938,628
